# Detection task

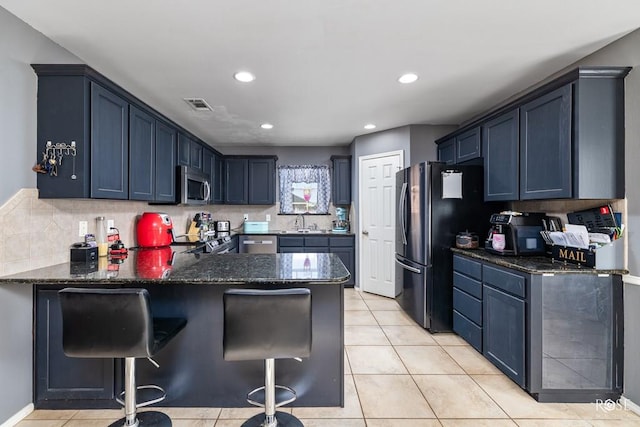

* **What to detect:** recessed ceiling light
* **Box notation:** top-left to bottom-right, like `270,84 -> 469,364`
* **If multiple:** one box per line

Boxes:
234,71 -> 255,83
364,124 -> 376,130
398,73 -> 419,84
261,123 -> 274,129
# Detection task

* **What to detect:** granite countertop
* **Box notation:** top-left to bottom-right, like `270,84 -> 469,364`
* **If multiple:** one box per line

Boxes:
0,251 -> 351,285
451,248 -> 628,275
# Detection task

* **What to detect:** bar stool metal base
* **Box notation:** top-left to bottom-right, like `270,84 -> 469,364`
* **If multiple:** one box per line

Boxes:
108,410 -> 172,427
240,411 -> 303,427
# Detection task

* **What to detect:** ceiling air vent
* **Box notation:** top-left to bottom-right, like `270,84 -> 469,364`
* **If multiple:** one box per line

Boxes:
184,98 -> 213,111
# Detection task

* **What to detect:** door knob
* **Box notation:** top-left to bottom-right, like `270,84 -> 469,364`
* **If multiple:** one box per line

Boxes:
362,230 -> 369,235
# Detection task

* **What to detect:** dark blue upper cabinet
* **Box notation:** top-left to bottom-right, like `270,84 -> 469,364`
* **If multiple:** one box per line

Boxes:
331,155 -> 351,205
519,85 -> 572,200
225,158 -> 249,204
572,74 -> 626,199
190,141 -> 203,171
436,67 -> 629,200
129,108 -> 176,203
455,127 -> 481,164
483,109 -> 519,201
212,153 -> 225,204
437,138 -> 455,165
154,121 -> 177,202
224,156 -> 276,205
177,133 -> 191,167
90,82 -> 129,199
35,73 -> 92,198
32,65 -> 216,201
178,133 -> 203,172
129,106 -> 155,201
248,157 -> 276,204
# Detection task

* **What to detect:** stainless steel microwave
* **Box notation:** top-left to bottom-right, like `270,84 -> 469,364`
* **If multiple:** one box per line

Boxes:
178,165 -> 211,205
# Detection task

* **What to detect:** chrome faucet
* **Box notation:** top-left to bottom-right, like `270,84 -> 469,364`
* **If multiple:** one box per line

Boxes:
295,214 -> 305,230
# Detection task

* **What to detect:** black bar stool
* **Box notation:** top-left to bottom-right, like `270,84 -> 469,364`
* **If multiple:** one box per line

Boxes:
59,288 -> 187,427
224,288 -> 312,427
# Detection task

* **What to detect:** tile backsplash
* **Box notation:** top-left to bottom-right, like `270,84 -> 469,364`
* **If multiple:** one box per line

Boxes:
0,188 -> 348,277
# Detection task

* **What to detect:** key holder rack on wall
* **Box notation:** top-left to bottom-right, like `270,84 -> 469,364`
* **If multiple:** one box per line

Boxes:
33,140 -> 78,179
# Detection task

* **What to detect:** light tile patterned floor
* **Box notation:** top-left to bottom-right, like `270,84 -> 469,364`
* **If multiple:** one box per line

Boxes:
17,288 -> 640,427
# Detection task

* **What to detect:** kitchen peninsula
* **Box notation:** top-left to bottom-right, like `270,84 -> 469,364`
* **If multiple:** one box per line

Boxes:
0,252 -> 350,409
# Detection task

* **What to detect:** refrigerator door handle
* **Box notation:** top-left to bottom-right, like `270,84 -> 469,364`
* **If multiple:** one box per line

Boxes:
395,258 -> 421,274
399,182 -> 408,245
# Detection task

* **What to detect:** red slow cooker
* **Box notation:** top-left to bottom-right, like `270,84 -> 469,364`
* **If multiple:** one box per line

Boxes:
136,212 -> 174,247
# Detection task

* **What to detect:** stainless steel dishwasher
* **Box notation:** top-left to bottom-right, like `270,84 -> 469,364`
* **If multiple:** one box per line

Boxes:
239,235 -> 277,254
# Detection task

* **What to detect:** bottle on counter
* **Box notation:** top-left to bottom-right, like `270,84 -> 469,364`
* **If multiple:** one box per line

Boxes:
95,216 -> 108,257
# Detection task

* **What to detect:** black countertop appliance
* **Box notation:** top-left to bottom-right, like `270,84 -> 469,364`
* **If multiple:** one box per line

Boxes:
485,212 -> 546,256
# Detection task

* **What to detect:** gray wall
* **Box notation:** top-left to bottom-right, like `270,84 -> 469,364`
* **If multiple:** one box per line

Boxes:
0,7 -> 81,206
0,284 -> 32,421
351,125 -> 412,206
350,124 -> 459,215
0,7 -> 81,422
409,124 -> 458,166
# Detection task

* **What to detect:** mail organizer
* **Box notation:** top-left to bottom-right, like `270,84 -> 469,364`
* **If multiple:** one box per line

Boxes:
551,239 -> 623,269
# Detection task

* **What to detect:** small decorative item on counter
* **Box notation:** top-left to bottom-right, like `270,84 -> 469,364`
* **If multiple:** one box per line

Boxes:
109,239 -> 129,261
455,230 -> 479,249
70,242 -> 98,263
69,242 -> 98,276
84,233 -> 97,247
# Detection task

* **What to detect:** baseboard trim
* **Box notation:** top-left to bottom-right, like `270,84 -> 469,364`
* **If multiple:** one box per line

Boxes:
623,274 -> 640,286
622,396 -> 640,416
0,403 -> 33,427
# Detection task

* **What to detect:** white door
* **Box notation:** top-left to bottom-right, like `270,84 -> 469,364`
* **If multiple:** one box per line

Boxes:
359,151 -> 403,297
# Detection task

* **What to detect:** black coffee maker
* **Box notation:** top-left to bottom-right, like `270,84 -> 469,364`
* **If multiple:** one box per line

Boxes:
485,212 -> 546,256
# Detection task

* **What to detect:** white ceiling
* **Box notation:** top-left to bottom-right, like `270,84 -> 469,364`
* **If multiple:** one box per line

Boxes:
2,0 -> 640,147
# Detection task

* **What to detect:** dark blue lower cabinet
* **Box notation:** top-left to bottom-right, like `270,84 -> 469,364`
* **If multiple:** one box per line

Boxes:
35,290 -> 116,406
483,284 -> 525,387
453,310 -> 482,352
277,235 -> 355,287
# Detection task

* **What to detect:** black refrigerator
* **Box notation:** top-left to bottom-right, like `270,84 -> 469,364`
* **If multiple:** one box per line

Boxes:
395,162 -> 495,332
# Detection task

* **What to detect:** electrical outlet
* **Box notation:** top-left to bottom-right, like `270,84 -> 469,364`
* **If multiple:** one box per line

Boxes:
78,221 -> 88,237
266,214 -> 271,222
243,214 -> 249,221
107,219 -> 115,230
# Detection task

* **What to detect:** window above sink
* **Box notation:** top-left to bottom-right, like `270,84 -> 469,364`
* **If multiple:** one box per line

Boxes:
278,165 -> 331,214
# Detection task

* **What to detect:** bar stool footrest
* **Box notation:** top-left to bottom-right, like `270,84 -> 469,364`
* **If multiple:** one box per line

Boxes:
108,410 -> 172,427
115,385 -> 167,409
246,384 -> 297,408
241,411 -> 303,427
